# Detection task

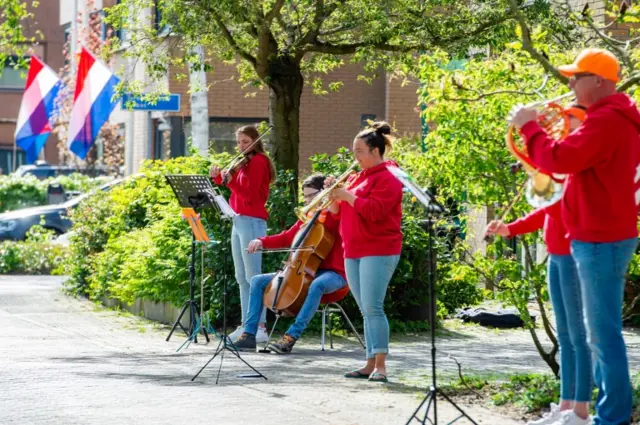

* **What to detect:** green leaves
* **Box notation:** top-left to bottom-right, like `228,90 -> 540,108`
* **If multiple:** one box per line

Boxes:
0,0 -> 40,76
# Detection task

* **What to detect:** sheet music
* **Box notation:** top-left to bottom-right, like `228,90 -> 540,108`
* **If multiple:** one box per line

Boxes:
214,195 -> 237,219
386,165 -> 436,209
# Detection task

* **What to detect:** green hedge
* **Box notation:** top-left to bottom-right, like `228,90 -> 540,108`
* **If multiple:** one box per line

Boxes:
0,226 -> 68,274
63,146 -> 483,331
0,173 -> 112,212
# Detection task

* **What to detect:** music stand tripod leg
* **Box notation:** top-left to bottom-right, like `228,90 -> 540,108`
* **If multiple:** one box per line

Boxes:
191,228 -> 267,383
404,212 -> 478,425
166,301 -> 190,341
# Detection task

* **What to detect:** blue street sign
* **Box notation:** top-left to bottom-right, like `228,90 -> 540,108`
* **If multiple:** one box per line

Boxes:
121,93 -> 181,112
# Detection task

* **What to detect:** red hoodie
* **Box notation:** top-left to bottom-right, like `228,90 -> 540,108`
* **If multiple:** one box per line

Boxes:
506,202 -> 570,255
336,161 -> 404,259
522,92 -> 640,243
213,153 -> 271,221
259,212 -> 346,279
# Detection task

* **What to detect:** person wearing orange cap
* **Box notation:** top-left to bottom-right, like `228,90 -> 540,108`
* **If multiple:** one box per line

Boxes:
510,48 -> 640,425
487,108 -> 590,425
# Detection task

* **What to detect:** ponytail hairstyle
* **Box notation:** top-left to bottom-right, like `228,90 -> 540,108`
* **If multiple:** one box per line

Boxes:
355,121 -> 395,158
236,125 -> 277,184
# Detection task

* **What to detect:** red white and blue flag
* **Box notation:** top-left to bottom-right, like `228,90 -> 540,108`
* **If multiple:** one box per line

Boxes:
67,47 -> 120,160
14,56 -> 63,164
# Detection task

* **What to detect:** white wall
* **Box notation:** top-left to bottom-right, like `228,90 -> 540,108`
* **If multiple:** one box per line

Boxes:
60,0 -> 103,26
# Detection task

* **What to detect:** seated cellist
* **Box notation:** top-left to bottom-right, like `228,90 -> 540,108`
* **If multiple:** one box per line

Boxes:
232,174 -> 346,353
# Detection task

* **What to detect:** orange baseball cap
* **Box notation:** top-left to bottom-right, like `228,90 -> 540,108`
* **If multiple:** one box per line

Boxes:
558,48 -> 621,83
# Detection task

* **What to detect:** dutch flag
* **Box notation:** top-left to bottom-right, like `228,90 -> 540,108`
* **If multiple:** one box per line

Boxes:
14,56 -> 63,164
67,47 -> 120,160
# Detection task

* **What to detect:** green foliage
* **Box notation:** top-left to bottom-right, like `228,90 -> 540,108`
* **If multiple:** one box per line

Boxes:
443,372 -> 640,421
414,45 -> 588,374
0,174 -> 111,213
106,0 -> 526,89
0,225 -> 69,275
0,0 -> 41,75
490,374 -> 560,411
64,143 -> 484,330
104,0 -> 563,173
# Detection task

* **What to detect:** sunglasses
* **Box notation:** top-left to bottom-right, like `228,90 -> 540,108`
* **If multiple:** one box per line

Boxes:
571,72 -> 597,81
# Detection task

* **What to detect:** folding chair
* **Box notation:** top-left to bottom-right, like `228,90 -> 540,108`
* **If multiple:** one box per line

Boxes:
319,285 -> 365,351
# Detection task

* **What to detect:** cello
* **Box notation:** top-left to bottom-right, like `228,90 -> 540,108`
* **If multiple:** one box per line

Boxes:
262,209 -> 334,317
262,162 -> 357,317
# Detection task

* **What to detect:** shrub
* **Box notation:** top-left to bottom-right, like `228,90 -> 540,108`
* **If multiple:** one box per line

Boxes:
0,173 -> 111,213
0,225 -> 69,274
63,145 -> 484,331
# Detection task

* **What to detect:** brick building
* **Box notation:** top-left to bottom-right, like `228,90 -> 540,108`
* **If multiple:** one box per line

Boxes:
0,1 -> 65,172
58,0 -> 422,175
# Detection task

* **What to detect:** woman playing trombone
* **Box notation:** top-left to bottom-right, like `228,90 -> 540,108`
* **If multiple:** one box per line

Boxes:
210,125 -> 277,343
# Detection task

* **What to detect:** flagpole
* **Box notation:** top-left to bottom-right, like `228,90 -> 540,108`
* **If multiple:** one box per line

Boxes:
12,138 -> 17,172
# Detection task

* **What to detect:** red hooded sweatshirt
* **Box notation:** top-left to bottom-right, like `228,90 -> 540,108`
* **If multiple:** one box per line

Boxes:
522,92 -> 640,243
506,202 -> 570,255
335,160 -> 404,259
259,212 -> 345,279
213,153 -> 271,221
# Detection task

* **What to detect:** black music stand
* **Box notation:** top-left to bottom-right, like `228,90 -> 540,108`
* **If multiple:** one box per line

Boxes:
165,175 -> 216,345
175,176 -> 267,384
386,166 -> 478,425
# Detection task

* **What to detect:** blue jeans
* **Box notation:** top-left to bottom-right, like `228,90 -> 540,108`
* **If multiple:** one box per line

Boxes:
345,255 -> 400,359
244,270 -> 347,338
231,215 -> 267,325
571,238 -> 638,425
547,254 -> 592,402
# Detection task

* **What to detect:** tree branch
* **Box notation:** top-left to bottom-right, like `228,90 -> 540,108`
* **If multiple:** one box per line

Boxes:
318,24 -> 356,37
618,72 -> 640,91
444,74 -> 550,102
438,12 -> 512,46
448,354 -> 483,399
508,0 -> 568,85
264,0 -> 286,24
208,10 -> 256,68
305,9 -> 511,56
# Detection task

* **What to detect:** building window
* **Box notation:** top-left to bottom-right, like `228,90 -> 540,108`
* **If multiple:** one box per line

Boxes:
0,58 -> 26,90
183,117 -> 270,154
100,5 -> 125,43
154,0 -> 170,35
0,148 -> 26,173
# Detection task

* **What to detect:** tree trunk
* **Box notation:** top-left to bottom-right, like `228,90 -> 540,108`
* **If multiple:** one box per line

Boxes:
267,57 -> 303,181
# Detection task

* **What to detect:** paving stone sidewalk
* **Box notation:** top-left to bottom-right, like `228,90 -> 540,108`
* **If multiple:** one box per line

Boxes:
2,276 -> 638,425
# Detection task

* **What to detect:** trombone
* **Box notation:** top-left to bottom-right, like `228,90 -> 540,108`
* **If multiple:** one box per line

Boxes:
296,162 -> 359,222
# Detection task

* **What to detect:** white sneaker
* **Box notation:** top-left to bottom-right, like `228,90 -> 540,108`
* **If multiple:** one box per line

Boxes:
527,403 -> 563,425
227,325 -> 244,341
549,412 -> 591,425
255,327 -> 269,343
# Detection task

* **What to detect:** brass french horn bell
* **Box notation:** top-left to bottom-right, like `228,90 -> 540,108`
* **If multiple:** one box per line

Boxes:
506,92 -> 573,208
